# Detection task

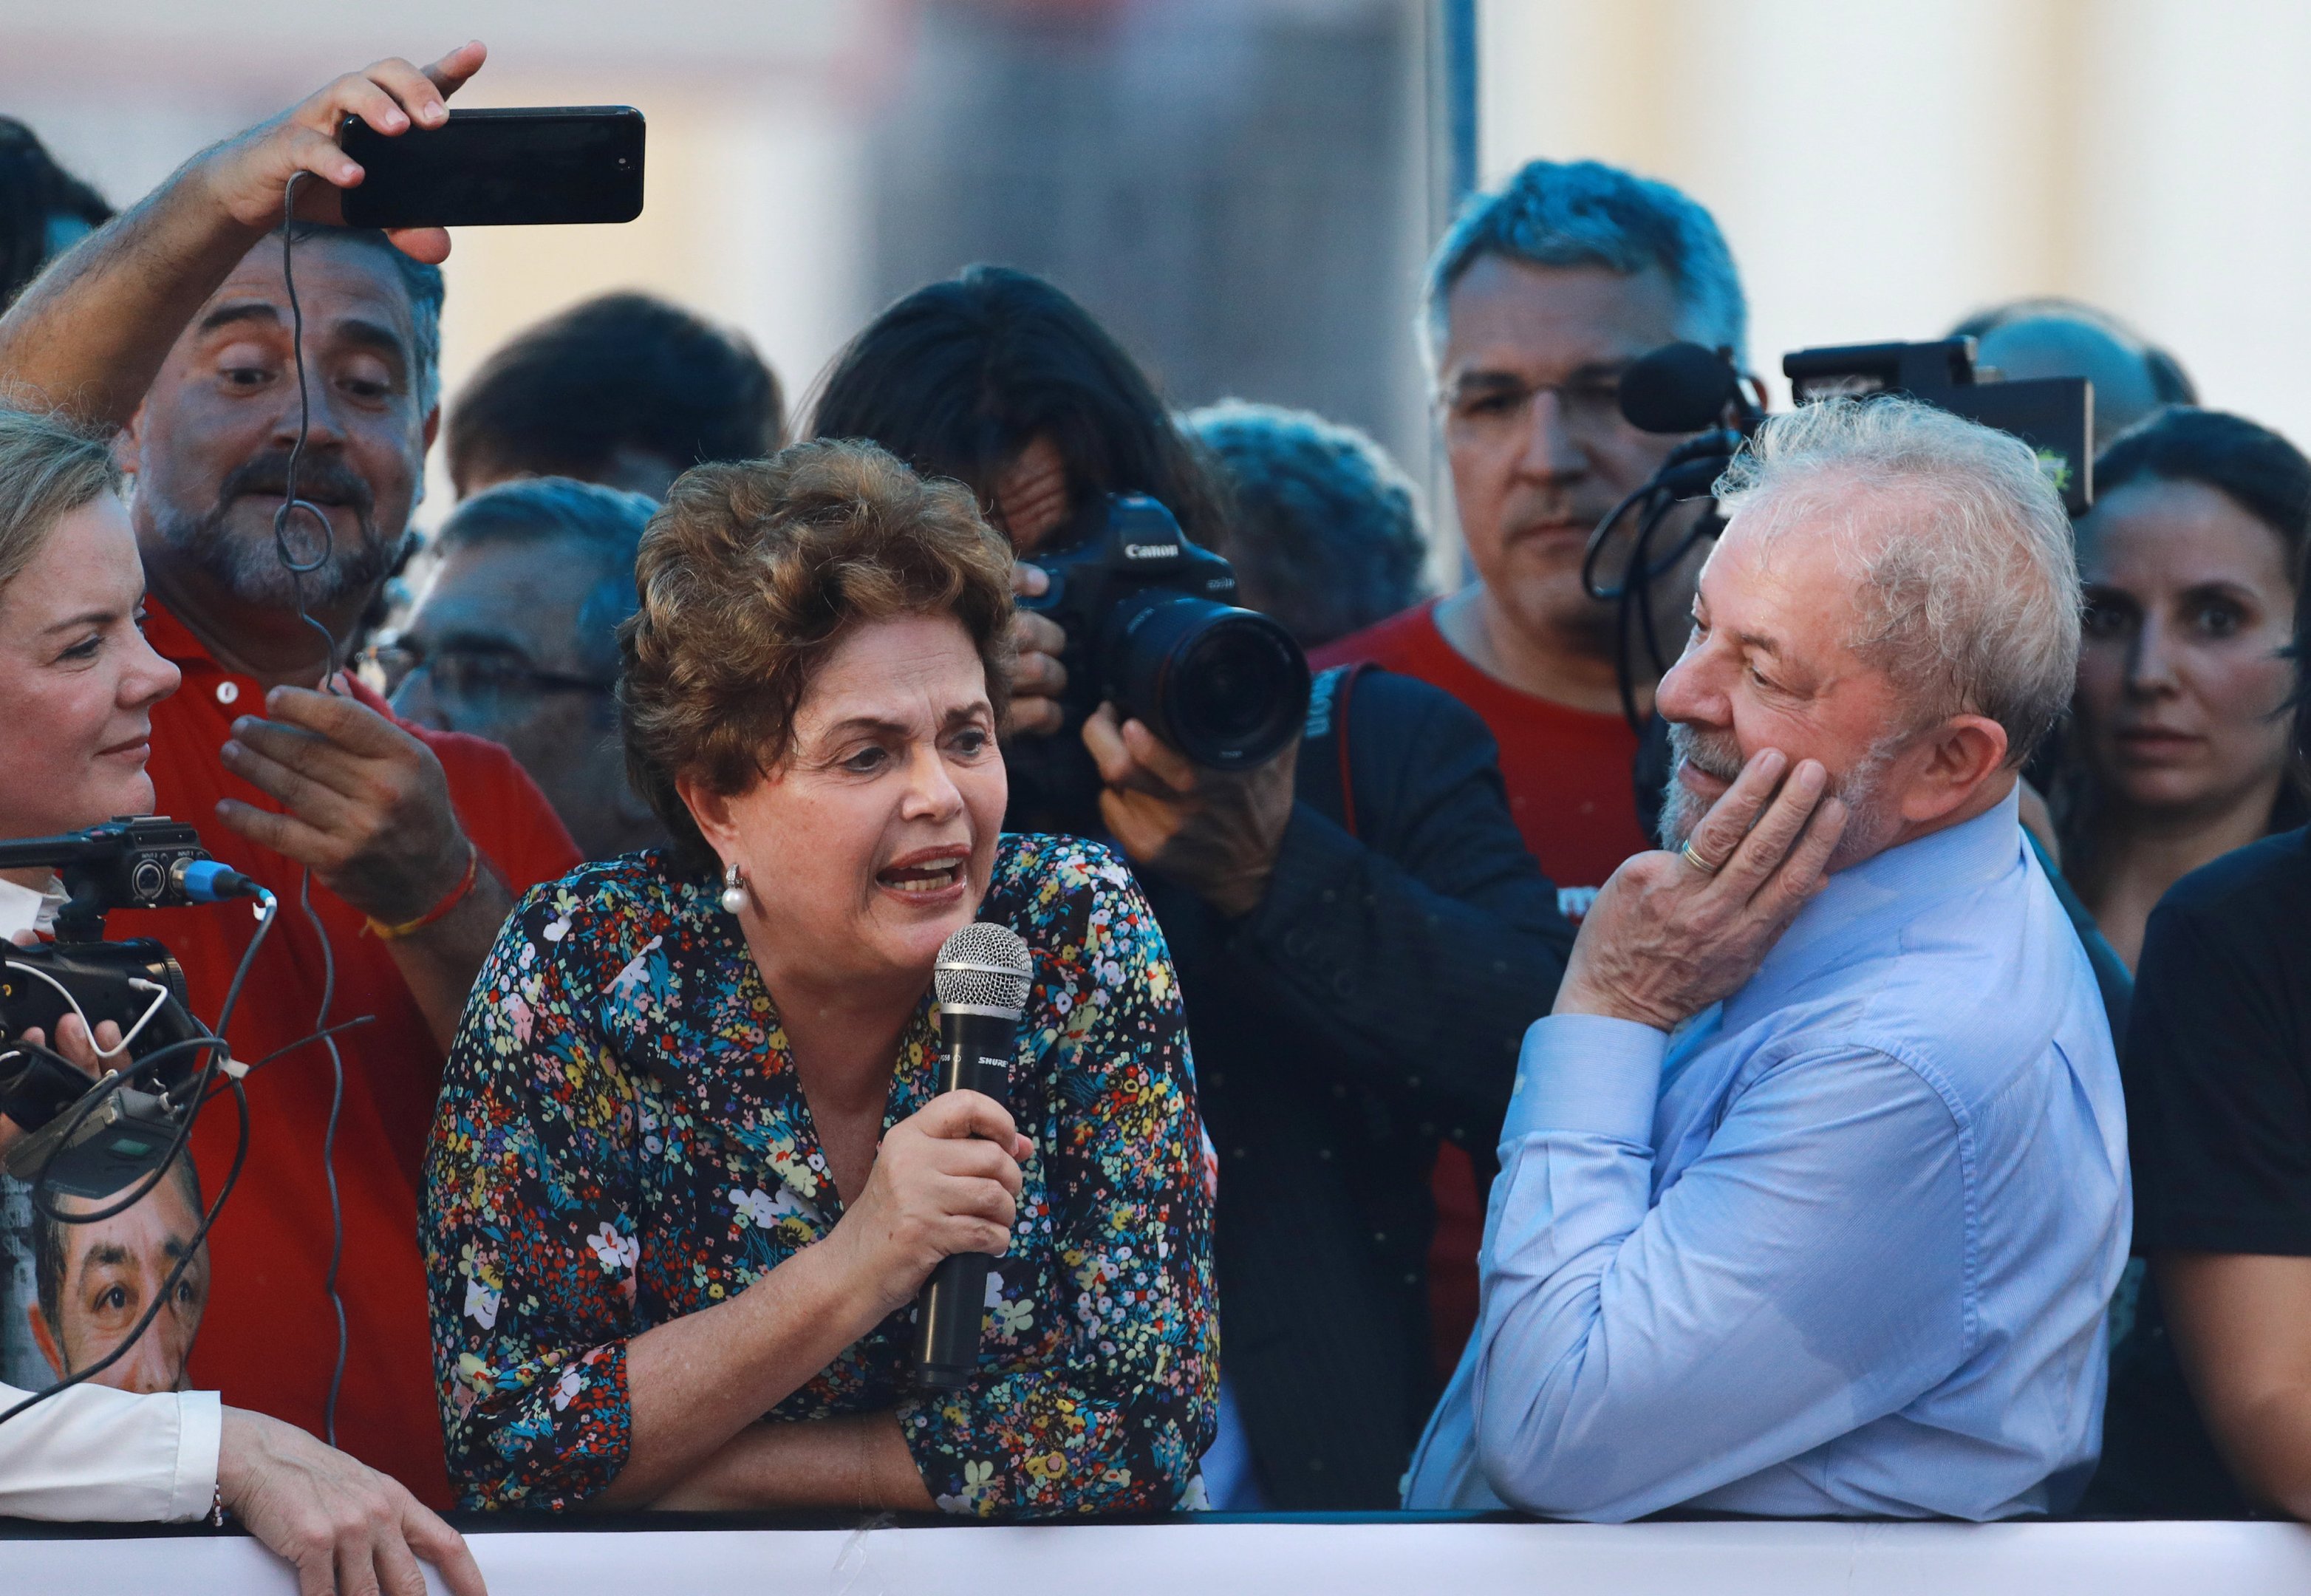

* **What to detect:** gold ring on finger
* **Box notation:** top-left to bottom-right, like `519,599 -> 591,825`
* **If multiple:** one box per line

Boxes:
1680,839 -> 1727,875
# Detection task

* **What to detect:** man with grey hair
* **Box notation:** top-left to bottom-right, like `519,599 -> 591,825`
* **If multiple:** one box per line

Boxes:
1317,156 -> 1752,1382
1404,396 -> 2129,1520
1323,158 -> 1748,888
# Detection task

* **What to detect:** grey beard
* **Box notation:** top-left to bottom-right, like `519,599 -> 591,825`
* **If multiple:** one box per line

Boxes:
152,500 -> 400,611
1656,720 -> 1745,850
1656,720 -> 1907,868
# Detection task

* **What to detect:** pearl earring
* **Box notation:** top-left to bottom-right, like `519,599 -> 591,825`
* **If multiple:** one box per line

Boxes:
720,862 -> 748,915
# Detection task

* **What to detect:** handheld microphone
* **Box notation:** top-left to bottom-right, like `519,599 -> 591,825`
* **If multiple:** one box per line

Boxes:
914,921 -> 1034,1391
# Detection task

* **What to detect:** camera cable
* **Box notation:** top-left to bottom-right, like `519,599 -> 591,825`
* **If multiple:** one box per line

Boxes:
0,964 -> 175,1063
0,885 -> 283,1425
274,174 -> 356,1449
1580,431 -> 1742,732
19,888 -> 276,1232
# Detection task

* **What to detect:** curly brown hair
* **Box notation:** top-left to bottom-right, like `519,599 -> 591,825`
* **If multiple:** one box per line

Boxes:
621,439 -> 1016,867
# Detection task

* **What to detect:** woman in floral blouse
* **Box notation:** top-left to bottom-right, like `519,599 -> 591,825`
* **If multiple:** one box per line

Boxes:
420,440 -> 1217,1517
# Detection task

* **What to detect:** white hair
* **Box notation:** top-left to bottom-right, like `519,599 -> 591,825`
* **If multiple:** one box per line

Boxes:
1713,395 -> 2080,764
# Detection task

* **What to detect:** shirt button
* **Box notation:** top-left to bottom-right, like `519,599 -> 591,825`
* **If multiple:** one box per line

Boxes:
216,681 -> 240,706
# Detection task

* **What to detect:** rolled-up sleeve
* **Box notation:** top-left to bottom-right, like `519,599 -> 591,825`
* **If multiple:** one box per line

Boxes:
0,1382 -> 219,1522
1469,1016 -> 1970,1520
898,867 -> 1219,1517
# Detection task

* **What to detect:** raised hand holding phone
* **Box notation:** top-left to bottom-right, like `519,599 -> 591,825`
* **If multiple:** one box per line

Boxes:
199,41 -> 491,264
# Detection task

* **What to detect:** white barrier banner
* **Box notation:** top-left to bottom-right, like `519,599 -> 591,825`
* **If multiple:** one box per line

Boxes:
8,1517 -> 2311,1595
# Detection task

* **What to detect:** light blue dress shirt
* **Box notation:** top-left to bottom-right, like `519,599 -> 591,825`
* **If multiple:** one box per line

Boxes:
1403,790 -> 2129,1520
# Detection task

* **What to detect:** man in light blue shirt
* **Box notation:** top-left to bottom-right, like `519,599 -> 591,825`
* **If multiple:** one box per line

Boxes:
1405,395 -> 2129,1520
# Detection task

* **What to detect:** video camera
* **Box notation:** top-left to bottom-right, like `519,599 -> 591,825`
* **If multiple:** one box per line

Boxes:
0,818 -> 262,1199
1781,339 -> 2092,514
1583,335 -> 2098,727
1020,494 -> 1311,770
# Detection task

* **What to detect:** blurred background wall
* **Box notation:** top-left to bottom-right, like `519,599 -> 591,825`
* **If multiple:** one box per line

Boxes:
1480,0 -> 2311,443
1,0 -> 2305,565
0,0 -> 1441,528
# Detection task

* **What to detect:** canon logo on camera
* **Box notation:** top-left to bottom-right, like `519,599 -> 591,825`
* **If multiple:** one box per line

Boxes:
1123,542 -> 1180,560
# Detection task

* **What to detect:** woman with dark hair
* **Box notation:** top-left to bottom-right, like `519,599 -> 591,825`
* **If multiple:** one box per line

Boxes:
2106,408 -> 2311,1518
810,265 -> 1226,563
2053,406 -> 2310,969
810,267 -> 1573,1510
422,440 -> 1215,1517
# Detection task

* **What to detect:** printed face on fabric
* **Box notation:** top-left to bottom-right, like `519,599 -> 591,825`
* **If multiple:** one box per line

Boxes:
29,1160 -> 209,1395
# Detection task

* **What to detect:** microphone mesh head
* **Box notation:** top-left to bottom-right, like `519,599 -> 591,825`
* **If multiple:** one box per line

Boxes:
934,922 -> 1034,1012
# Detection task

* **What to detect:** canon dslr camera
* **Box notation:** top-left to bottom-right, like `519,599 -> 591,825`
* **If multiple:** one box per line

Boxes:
1020,494 -> 1309,770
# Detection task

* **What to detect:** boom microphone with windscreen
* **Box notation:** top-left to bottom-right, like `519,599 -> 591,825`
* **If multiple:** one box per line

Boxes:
1618,341 -> 1742,435
914,921 -> 1035,1390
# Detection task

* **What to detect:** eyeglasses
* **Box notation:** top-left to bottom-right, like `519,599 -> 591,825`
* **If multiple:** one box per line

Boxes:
362,641 -> 610,714
1438,371 -> 1630,438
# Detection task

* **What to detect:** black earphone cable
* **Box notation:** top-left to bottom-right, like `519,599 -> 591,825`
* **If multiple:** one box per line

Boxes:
0,887 -> 282,1426
276,174 -> 354,1449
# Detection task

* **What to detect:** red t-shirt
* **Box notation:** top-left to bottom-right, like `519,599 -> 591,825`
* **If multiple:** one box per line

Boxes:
112,604 -> 579,1507
1313,599 -> 1648,891
1313,598 -> 1651,1381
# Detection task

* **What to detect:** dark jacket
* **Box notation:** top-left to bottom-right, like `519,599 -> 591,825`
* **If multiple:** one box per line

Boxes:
1146,665 -> 1576,1508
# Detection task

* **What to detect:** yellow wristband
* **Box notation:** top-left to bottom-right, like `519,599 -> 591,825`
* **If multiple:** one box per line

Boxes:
365,840 -> 480,941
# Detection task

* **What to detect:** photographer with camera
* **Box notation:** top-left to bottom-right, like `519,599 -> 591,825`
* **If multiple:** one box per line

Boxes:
0,44 -> 579,1515
0,406 -> 482,1593
810,266 -> 1574,1509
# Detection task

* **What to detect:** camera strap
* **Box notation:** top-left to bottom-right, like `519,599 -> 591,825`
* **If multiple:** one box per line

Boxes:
1297,662 -> 1376,842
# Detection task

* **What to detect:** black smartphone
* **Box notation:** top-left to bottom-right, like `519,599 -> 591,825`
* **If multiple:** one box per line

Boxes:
338,106 -> 644,228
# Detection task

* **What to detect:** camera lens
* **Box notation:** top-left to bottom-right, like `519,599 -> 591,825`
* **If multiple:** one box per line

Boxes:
1104,593 -> 1309,769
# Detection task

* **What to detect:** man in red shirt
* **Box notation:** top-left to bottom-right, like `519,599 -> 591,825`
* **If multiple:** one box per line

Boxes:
1315,160 -> 1751,1373
0,42 -> 578,1512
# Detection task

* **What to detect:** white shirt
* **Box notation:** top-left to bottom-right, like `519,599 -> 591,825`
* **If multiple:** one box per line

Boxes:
0,1381 -> 219,1521
0,873 -> 222,1522
0,873 -> 63,941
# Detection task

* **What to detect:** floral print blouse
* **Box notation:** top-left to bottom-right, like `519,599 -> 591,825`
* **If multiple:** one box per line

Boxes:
420,832 -> 1218,1516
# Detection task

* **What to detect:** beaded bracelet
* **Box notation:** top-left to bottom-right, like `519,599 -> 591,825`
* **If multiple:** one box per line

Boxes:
365,839 -> 480,941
